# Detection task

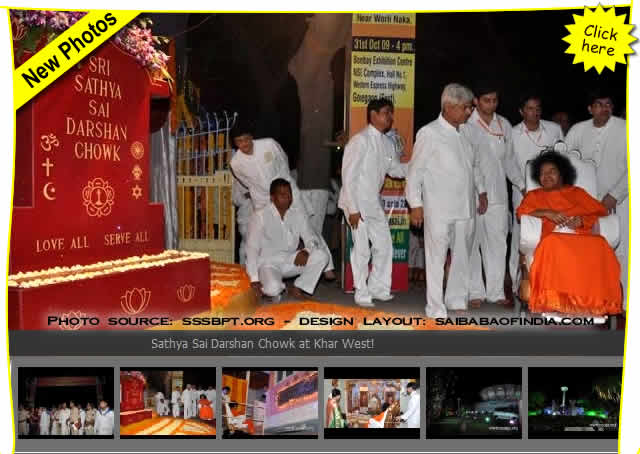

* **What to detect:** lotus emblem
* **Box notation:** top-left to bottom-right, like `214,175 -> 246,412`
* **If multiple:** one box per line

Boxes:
177,284 -> 195,303
120,288 -> 151,315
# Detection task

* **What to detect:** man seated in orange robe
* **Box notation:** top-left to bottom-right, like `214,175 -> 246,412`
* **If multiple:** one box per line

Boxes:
517,151 -> 622,316
198,394 -> 214,421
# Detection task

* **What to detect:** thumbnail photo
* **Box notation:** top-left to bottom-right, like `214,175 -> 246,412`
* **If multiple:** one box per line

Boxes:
324,367 -> 420,439
528,367 -> 621,439
426,367 -> 522,439
222,368 -> 319,438
16,367 -> 114,438
120,368 -> 216,438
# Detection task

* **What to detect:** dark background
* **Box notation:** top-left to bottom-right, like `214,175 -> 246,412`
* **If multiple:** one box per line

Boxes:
153,8 -> 629,169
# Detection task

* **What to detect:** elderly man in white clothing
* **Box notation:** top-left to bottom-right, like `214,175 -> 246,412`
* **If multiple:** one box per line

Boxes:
406,83 -> 487,318
246,178 -> 329,301
399,382 -> 420,428
565,89 -> 628,305
339,98 -> 409,306
171,386 -> 182,418
230,125 -> 336,281
94,400 -> 114,436
510,94 -> 563,294
463,84 -> 525,307
182,384 -> 193,419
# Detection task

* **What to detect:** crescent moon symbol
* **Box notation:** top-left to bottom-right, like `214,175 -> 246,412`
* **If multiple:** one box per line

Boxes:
43,182 -> 56,201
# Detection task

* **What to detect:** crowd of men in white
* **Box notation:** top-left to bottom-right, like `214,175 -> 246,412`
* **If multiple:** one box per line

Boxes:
18,400 -> 113,436
159,384 -> 216,419
230,82 -> 627,318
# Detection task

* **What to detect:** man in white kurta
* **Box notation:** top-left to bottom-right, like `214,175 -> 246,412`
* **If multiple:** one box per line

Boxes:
191,388 -> 200,419
94,401 -> 114,435
155,391 -> 166,416
39,407 -> 50,435
407,83 -> 486,318
232,174 -> 253,265
182,385 -> 193,419
230,132 -> 335,279
339,99 -> 409,306
59,403 -> 71,436
564,92 -> 628,304
463,87 -> 525,305
171,387 -> 181,418
246,179 -> 329,299
510,95 -> 563,294
400,383 -> 420,429
79,408 -> 86,435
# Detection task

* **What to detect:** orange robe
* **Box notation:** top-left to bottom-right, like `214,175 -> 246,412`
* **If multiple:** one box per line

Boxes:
517,186 -> 622,316
198,398 -> 213,421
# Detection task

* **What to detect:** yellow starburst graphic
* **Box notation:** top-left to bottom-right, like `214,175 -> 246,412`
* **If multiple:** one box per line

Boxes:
563,5 -> 636,74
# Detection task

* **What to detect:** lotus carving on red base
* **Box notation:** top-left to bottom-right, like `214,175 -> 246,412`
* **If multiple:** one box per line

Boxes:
120,288 -> 151,315
177,284 -> 195,303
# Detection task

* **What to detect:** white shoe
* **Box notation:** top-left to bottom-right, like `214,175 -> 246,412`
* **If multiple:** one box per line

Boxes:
372,293 -> 394,302
355,291 -> 374,307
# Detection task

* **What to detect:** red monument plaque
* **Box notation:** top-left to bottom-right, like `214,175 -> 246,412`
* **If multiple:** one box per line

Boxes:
9,42 -> 211,330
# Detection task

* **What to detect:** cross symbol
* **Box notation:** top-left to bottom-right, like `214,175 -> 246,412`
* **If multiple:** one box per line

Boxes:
41,158 -> 54,177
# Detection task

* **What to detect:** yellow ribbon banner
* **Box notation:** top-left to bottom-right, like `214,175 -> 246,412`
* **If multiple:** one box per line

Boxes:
13,10 -> 141,110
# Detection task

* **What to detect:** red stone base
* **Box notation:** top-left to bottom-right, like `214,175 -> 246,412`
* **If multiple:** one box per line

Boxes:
8,254 -> 211,330
120,409 -> 153,426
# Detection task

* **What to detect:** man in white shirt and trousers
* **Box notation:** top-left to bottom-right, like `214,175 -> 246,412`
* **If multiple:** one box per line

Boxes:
339,98 -> 409,306
171,386 -> 182,418
38,407 -> 50,435
155,391 -> 166,417
94,400 -> 114,436
510,94 -> 564,294
407,83 -> 487,318
399,382 -> 420,428
182,384 -> 193,419
191,387 -> 200,419
230,125 -> 336,282
58,402 -> 71,436
564,89 -> 628,308
246,178 -> 329,300
463,83 -> 525,307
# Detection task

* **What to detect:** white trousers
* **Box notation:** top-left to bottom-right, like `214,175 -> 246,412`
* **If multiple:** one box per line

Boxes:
259,248 -> 329,296
60,422 -> 70,436
348,210 -> 393,299
236,203 -> 253,265
172,403 -> 180,418
470,204 -> 509,302
39,424 -> 49,435
294,195 -> 334,273
424,216 -> 475,318
302,189 -> 329,236
617,197 -> 629,310
183,402 -> 192,419
84,424 -> 94,435
191,401 -> 198,419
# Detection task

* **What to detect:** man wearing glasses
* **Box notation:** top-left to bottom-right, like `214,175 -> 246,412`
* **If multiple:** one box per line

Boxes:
565,90 -> 628,305
406,83 -> 486,318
